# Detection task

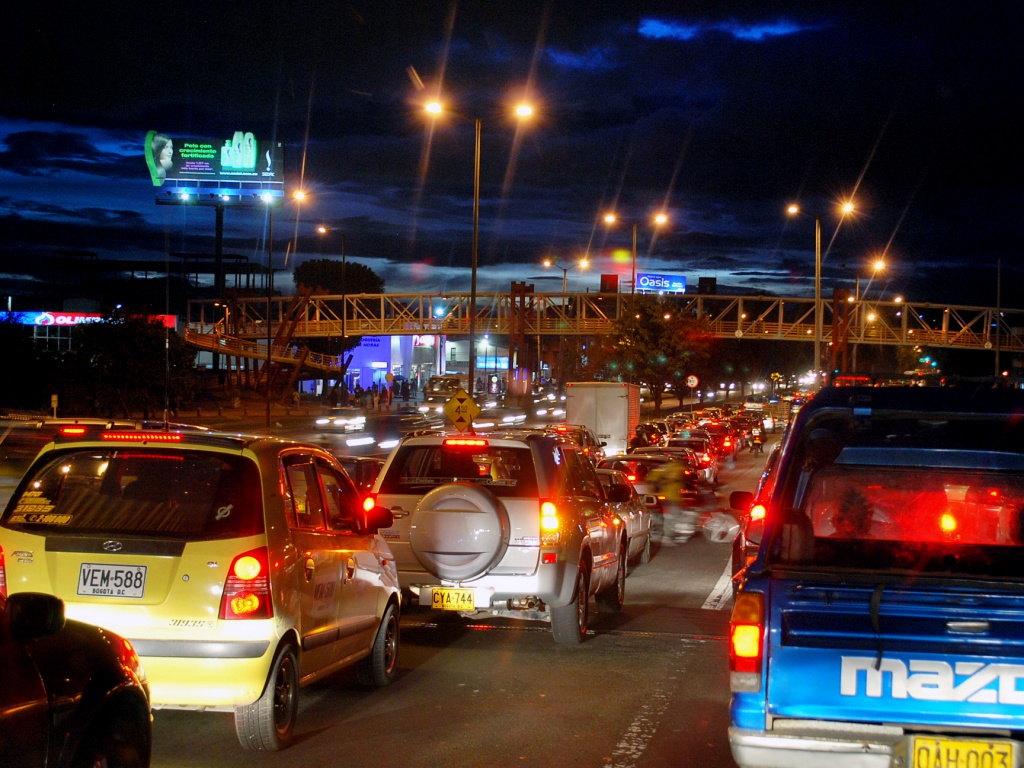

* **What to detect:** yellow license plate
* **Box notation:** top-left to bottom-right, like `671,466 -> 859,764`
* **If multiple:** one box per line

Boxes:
431,588 -> 475,611
910,735 -> 1016,768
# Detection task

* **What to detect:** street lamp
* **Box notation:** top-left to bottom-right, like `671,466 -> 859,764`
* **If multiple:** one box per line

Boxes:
317,225 -> 347,338
603,211 -> 669,295
425,99 -> 534,396
786,200 -> 855,380
542,256 -> 589,293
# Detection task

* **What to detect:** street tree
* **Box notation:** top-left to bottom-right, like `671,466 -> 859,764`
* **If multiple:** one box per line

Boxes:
60,314 -> 198,418
602,295 -> 714,415
292,259 -> 386,395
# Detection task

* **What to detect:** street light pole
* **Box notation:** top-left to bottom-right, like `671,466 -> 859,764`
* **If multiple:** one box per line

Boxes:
265,205 -> 274,430
468,118 -> 481,396
631,223 -> 638,296
814,216 -> 821,375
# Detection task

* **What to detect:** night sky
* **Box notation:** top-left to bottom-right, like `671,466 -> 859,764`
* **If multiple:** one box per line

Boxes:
2,1 -> 1021,309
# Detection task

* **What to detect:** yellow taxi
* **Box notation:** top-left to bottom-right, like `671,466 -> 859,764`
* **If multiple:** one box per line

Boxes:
0,427 -> 400,751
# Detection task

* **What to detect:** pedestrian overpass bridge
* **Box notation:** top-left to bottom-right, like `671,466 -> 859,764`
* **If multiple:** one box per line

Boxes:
185,290 -> 1024,377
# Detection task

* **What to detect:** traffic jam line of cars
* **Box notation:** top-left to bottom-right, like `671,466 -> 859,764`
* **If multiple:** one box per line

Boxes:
0,413 -> 661,759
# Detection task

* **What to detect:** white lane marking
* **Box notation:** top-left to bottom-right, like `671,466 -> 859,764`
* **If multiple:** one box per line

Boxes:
605,664 -> 681,768
702,560 -> 733,610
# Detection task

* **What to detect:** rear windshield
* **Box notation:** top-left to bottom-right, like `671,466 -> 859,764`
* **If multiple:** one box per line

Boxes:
770,421 -> 1024,579
377,444 -> 539,498
2,448 -> 263,540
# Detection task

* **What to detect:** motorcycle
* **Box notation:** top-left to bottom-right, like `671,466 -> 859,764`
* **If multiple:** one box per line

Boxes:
749,428 -> 764,455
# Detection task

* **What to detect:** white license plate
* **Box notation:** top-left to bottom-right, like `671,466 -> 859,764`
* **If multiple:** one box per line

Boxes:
77,563 -> 147,598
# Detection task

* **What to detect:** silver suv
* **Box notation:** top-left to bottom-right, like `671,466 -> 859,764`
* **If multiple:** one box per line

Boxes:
369,430 -> 630,644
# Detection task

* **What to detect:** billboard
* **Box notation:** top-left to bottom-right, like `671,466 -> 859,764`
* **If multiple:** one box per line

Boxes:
636,273 -> 686,294
146,130 -> 284,201
1,311 -> 177,329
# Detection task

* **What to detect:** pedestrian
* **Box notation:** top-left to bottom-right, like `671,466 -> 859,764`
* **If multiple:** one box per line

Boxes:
401,380 -> 410,403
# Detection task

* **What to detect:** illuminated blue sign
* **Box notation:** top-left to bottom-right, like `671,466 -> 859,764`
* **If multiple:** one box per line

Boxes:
636,273 -> 686,294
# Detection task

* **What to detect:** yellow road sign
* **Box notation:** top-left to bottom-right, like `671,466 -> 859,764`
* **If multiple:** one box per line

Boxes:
443,388 -> 480,432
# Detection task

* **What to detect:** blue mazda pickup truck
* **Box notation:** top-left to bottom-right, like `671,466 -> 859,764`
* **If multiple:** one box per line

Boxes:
728,386 -> 1024,768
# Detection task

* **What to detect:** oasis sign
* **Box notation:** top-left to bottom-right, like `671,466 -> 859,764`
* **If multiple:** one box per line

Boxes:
636,273 -> 686,294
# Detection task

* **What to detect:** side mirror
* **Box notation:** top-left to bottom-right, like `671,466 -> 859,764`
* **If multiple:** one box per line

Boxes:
607,483 -> 632,504
358,504 -> 395,534
729,490 -> 754,512
5,592 -> 66,642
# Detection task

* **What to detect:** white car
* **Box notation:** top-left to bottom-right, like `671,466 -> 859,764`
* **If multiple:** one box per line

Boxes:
368,430 -> 628,644
596,468 -> 653,568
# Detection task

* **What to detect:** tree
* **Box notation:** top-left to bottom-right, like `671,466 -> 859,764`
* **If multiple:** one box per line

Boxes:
292,259 -> 387,391
601,295 -> 714,415
60,314 -> 199,418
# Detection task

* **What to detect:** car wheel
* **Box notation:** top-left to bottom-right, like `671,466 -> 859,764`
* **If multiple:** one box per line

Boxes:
234,644 -> 299,751
638,534 -> 652,565
72,705 -> 150,768
551,560 -> 590,645
596,543 -> 626,613
356,602 -> 400,687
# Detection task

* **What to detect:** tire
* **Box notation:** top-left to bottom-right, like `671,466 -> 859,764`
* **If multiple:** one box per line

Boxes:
72,705 -> 150,768
551,560 -> 590,645
638,534 -> 652,565
596,544 -> 626,613
234,644 -> 299,752
356,603 -> 400,687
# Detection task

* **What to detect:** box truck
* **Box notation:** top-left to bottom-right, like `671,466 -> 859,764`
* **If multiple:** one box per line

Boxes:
565,381 -> 641,456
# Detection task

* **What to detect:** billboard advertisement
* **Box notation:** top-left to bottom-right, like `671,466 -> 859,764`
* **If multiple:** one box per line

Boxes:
145,130 -> 283,190
1,311 -> 177,329
636,273 -> 686,294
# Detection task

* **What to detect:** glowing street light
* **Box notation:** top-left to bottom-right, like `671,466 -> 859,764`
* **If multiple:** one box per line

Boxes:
543,256 -> 589,293
425,99 -> 535,395
603,211 -> 669,295
786,199 -> 855,378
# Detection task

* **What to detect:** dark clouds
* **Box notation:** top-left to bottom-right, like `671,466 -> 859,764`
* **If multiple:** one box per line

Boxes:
1,1 -> 1022,307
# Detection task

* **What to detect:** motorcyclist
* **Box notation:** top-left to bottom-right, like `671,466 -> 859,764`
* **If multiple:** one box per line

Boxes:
648,460 -> 698,545
750,425 -> 764,455
629,426 -> 650,452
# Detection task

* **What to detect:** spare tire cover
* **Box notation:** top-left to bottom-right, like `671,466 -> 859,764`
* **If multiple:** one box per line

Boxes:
410,483 -> 510,581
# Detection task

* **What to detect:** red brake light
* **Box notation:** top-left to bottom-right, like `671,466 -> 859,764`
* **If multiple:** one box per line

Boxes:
60,426 -> 88,436
219,547 -> 273,620
730,592 -> 764,692
443,438 -> 488,447
362,494 -> 377,512
102,432 -> 184,443
626,474 -> 637,483
749,504 -> 767,521
940,513 -> 958,533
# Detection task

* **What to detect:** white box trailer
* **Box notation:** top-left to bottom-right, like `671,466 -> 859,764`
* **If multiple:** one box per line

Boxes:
565,381 -> 641,456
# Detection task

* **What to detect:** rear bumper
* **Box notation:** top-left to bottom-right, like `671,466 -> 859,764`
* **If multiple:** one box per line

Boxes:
729,725 -> 903,768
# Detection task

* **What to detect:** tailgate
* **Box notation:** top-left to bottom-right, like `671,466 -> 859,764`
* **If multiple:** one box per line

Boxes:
3,529 -> 261,638
766,578 -> 1024,728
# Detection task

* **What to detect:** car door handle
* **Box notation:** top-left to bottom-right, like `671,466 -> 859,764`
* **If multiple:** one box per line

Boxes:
303,555 -> 315,582
346,557 -> 356,581
389,506 -> 410,518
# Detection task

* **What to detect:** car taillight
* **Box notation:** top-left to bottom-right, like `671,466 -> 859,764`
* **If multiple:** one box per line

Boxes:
729,591 -> 764,692
749,504 -> 766,521
626,474 -> 637,483
219,547 -> 274,620
102,431 -> 184,443
540,500 -> 561,545
701,453 -> 712,465
443,438 -> 488,447
362,493 -> 377,512
0,546 -> 6,598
